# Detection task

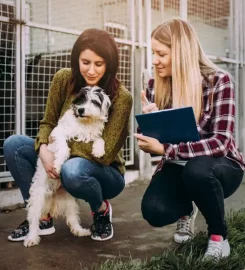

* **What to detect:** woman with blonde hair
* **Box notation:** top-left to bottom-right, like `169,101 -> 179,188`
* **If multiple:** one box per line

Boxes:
134,19 -> 244,261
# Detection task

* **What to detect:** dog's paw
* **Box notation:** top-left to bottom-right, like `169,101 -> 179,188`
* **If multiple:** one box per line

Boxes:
24,234 -> 41,247
70,226 -> 91,237
54,148 -> 71,173
92,139 -> 105,158
92,148 -> 105,158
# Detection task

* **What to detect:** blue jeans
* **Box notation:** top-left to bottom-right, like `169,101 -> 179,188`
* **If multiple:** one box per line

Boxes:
3,135 -> 125,212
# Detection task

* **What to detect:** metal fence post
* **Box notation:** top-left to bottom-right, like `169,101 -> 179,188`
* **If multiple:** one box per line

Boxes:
180,0 -> 187,20
138,0 -> 153,180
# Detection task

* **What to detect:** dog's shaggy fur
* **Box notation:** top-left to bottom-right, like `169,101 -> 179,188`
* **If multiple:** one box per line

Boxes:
24,86 -> 111,247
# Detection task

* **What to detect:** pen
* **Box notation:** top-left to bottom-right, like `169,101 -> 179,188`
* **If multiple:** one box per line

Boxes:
143,95 -> 150,105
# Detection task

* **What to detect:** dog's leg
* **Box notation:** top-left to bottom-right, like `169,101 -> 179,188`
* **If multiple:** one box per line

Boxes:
49,125 -> 71,174
64,194 -> 91,237
52,138 -> 70,174
92,138 -> 105,158
24,158 -> 48,247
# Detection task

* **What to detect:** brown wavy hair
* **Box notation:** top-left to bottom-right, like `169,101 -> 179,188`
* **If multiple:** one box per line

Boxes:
70,28 -> 119,100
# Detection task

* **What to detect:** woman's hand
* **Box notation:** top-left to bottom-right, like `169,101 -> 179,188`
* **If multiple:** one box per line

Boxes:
134,133 -> 165,155
39,144 -> 59,179
141,90 -> 159,114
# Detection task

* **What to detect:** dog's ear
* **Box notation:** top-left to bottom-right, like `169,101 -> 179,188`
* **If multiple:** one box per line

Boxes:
76,86 -> 92,97
73,88 -> 88,104
105,97 -> 111,110
102,95 -> 111,118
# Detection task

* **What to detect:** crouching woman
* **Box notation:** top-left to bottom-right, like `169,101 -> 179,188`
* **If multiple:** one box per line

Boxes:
134,19 -> 244,261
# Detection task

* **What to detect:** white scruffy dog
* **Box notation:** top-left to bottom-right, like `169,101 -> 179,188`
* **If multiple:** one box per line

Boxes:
24,86 -> 111,247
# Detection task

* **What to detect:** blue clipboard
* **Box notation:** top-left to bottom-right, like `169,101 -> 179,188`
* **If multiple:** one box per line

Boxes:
135,107 -> 200,144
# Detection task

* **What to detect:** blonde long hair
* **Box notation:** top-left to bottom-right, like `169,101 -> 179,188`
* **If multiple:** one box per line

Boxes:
152,19 -> 224,122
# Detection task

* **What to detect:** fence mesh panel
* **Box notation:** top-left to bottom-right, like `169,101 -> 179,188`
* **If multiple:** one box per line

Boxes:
188,0 -> 230,57
0,1 -> 16,175
1,0 -> 244,180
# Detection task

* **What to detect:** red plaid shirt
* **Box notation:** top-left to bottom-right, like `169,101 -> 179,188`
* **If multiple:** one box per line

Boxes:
145,71 -> 245,173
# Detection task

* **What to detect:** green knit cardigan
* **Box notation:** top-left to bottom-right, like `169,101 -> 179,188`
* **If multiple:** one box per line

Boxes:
35,68 -> 133,175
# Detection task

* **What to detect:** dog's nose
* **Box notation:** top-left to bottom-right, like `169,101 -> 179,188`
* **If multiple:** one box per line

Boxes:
78,108 -> 85,115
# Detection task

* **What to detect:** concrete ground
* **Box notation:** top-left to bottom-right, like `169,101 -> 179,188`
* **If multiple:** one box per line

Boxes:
0,180 -> 244,270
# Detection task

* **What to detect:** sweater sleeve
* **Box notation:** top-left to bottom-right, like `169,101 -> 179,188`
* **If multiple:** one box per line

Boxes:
35,69 -> 71,152
69,85 -> 133,166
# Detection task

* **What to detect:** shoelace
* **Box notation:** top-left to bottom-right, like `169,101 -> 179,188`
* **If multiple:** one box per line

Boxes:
205,240 -> 223,260
176,217 -> 191,233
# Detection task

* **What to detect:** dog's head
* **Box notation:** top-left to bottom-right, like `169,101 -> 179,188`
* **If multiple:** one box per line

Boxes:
72,86 -> 111,122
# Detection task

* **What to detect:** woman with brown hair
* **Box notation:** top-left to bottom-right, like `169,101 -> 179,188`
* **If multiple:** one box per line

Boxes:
4,28 -> 132,242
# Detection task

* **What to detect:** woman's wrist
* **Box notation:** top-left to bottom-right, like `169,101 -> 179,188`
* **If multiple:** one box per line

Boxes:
161,144 -> 165,156
155,144 -> 165,156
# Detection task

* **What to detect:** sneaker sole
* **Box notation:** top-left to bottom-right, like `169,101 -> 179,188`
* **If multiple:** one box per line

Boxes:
91,202 -> 114,241
8,226 -> 56,242
222,239 -> 231,257
174,234 -> 193,244
91,226 -> 114,241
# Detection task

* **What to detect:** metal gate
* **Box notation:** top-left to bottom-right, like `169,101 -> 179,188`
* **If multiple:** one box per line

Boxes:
1,0 -> 245,182
0,0 -> 19,181
0,0 -> 137,181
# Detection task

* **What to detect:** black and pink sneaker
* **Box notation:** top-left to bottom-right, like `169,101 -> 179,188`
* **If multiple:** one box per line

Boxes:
91,200 -> 113,241
8,217 -> 55,242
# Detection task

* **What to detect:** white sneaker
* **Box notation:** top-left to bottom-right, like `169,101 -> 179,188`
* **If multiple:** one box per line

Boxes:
174,203 -> 198,243
203,235 -> 230,262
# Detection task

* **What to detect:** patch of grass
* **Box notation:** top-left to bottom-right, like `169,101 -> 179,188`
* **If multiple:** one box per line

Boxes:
92,209 -> 245,270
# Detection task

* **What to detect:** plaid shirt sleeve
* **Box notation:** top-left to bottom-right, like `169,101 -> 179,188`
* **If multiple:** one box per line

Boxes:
164,74 -> 235,160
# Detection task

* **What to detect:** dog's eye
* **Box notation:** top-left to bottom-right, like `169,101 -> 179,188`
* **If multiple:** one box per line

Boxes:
91,100 -> 101,107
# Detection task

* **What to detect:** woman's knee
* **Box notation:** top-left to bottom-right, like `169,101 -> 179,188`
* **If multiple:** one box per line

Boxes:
60,158 -> 93,195
3,135 -> 28,159
141,193 -> 178,227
